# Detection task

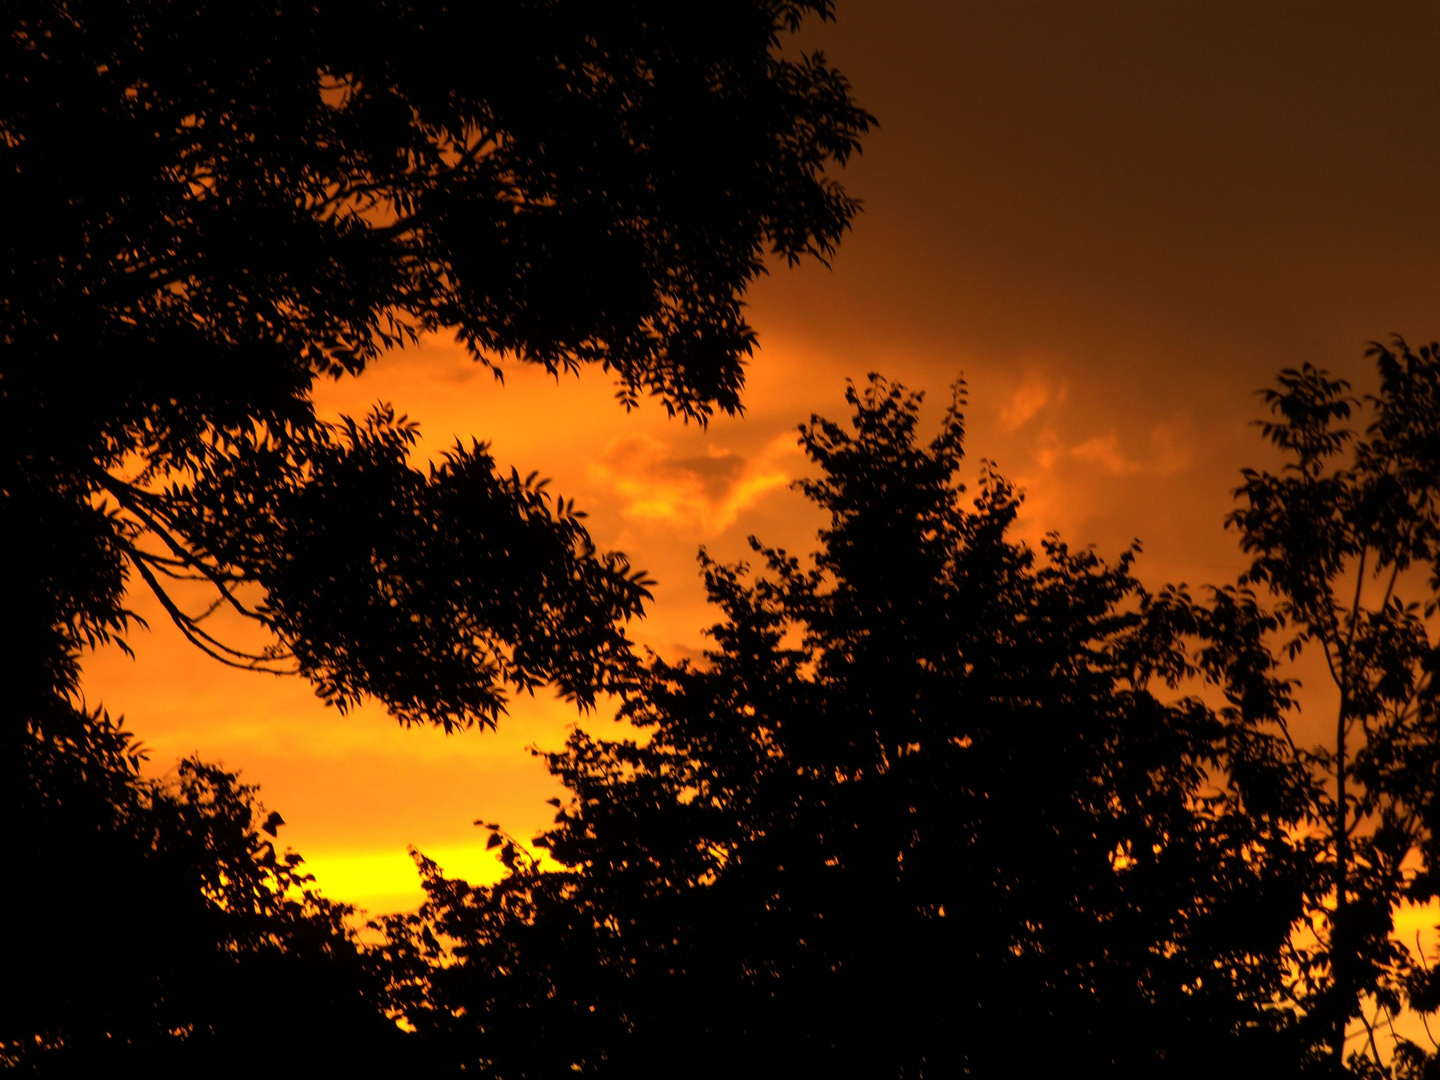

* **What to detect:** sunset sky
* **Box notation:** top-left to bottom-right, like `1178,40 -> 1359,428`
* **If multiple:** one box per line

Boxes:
81,0 -> 1440,915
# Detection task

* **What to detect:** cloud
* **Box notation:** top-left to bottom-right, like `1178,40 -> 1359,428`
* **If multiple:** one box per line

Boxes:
999,374 -> 1059,431
590,433 -> 799,533
1069,423 -> 1192,477
1069,433 -> 1134,474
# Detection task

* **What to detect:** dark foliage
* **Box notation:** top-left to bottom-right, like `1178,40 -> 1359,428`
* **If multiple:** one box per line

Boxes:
1,703 -> 411,1073
381,378 -> 1314,1078
1228,340 -> 1440,1073
2,1 -> 870,1066
4,0 -> 871,729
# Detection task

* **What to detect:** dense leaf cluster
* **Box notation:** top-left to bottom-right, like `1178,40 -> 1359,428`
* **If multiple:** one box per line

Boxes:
4,0 -> 871,729
13,4 -> 1440,1075
2,704 -> 409,1073
3,1 -> 870,1068
378,379 -> 1335,1078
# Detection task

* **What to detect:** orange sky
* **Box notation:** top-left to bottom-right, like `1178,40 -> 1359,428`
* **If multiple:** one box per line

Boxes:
81,0 -> 1440,914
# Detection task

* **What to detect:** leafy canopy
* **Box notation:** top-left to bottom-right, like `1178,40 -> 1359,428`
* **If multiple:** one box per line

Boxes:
1228,340 -> 1440,1072
2,704 -> 410,1072
2,2 -> 870,1065
380,377 -> 1309,1078
5,0 -> 873,729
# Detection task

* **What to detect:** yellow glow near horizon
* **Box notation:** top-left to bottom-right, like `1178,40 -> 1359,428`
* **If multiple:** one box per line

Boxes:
301,842 -> 561,916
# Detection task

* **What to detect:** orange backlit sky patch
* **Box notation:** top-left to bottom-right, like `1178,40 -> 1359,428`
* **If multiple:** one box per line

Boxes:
81,0 -> 1440,913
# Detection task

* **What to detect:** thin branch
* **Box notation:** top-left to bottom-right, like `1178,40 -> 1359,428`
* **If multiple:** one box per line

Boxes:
1384,1003 -> 1401,1051
99,472 -> 302,674
192,593 -> 227,624
129,547 -> 199,569
1274,710 -> 1301,756
1342,546 -> 1368,669
1315,619 -> 1346,701
1358,1001 -> 1382,1064
134,547 -> 246,584
129,556 -> 278,661
1378,559 -> 1402,619
128,555 -> 297,674
96,471 -> 268,622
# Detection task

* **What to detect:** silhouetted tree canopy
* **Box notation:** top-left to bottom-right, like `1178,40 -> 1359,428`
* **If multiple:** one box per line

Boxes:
380,378 -> 1315,1078
21,5 -> 1440,1072
2,2 -> 870,1066
5,0 -> 872,729
1226,340 -> 1440,1075
2,705 -> 410,1072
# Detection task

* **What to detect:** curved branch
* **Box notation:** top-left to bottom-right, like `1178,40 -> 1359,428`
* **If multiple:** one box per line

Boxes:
127,554 -> 298,675
95,470 -> 300,675
133,546 -> 247,583
96,472 -> 268,623
1341,546 -> 1368,674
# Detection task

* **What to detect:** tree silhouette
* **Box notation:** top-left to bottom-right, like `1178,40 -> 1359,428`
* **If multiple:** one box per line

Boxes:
3,1 -> 870,1063
381,378 -> 1311,1078
6,0 -> 871,731
3,711 -> 410,1072
1226,340 -> 1440,1074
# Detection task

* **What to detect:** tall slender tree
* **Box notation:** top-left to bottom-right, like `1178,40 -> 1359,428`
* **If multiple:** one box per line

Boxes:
1228,341 -> 1440,1073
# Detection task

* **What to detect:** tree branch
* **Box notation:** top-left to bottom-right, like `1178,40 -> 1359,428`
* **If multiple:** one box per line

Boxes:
127,554 -> 297,674
96,472 -> 268,623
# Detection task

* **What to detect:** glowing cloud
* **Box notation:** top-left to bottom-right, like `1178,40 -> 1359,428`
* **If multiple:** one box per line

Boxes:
999,373 -> 1062,431
1069,423 -> 1192,477
589,433 -> 799,534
